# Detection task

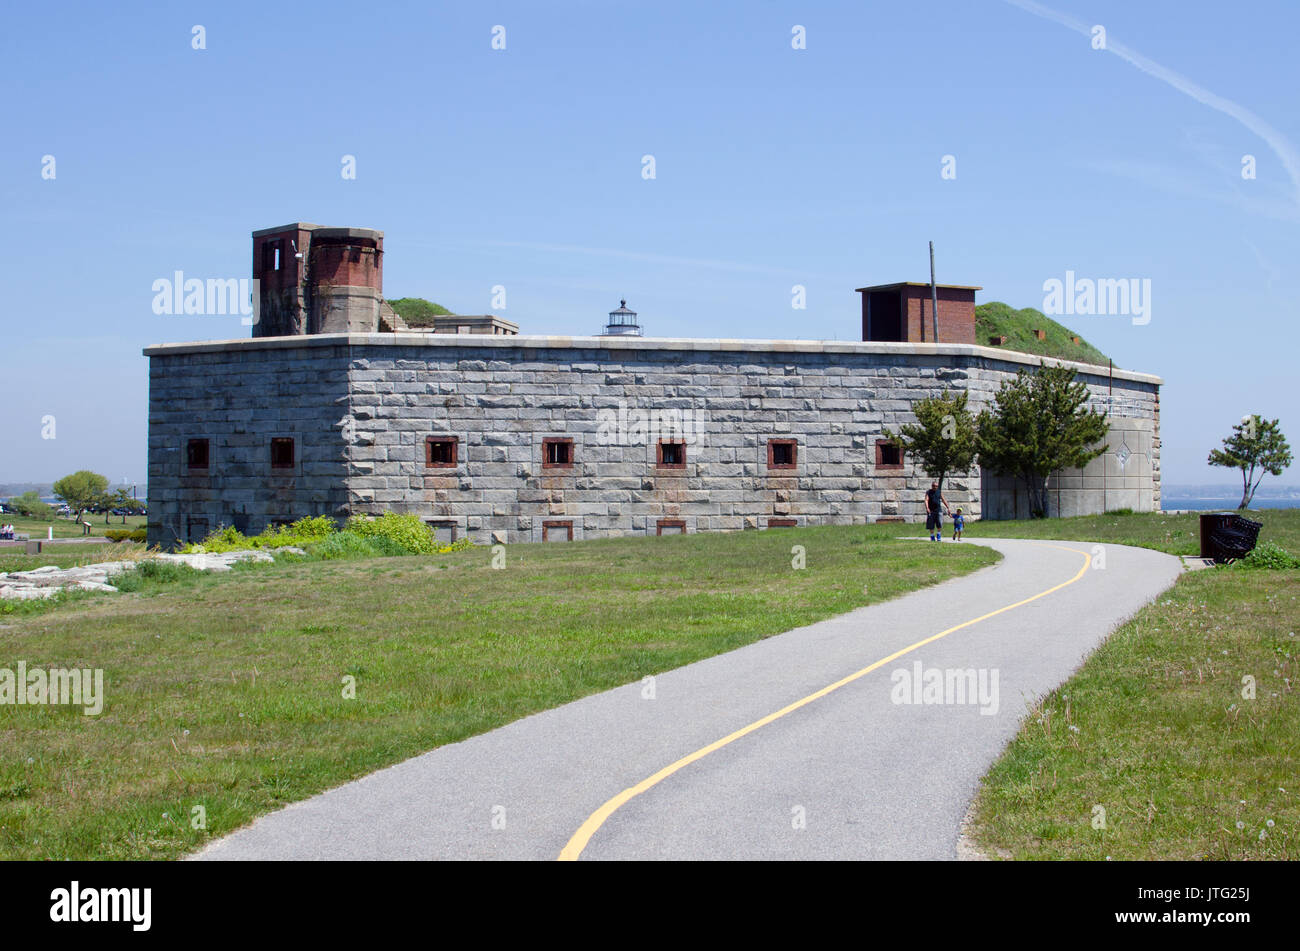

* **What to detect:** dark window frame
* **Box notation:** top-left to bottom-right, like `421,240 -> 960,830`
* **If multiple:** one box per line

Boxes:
767,518 -> 798,528
542,520 -> 573,541
270,437 -> 295,470
425,520 -> 458,544
656,440 -> 686,469
656,519 -> 686,536
542,437 -> 574,470
875,439 -> 904,470
767,438 -> 798,470
425,436 -> 459,469
261,239 -> 283,273
186,438 -> 210,471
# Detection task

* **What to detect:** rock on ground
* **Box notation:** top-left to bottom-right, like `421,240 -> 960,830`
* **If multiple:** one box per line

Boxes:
153,548 -> 305,571
0,561 -> 134,600
0,548 -> 305,599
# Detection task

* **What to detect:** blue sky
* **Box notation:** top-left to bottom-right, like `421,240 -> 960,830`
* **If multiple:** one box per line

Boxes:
2,0 -> 1295,487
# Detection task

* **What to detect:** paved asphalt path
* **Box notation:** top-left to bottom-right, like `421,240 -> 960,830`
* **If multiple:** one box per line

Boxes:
196,538 -> 1182,861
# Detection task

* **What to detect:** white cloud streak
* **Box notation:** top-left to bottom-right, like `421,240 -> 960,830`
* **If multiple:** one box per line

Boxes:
1002,0 -> 1300,211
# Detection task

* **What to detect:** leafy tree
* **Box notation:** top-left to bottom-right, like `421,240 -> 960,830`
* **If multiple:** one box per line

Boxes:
52,470 -> 110,524
102,487 -> 135,523
115,487 -> 138,520
6,491 -> 53,520
884,391 -> 977,492
975,363 -> 1109,518
1207,415 -> 1293,509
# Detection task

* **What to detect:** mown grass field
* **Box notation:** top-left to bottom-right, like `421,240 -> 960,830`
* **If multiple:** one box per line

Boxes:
0,525 -> 995,860
944,507 -> 1300,557
968,509 -> 1299,860
0,514 -> 146,540
1,542 -> 147,576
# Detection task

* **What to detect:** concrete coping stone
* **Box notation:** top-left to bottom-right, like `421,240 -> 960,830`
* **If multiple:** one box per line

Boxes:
143,334 -> 1162,386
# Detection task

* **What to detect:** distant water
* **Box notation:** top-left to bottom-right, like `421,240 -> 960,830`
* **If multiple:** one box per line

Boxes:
1162,497 -> 1300,511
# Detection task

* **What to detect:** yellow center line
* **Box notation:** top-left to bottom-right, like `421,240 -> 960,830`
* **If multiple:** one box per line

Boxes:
558,542 -> 1093,861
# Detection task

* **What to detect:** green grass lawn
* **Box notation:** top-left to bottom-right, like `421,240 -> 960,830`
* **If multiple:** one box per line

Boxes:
1,514 -> 146,540
967,508 -> 1299,860
944,507 -> 1300,557
0,525 -> 995,860
1,542 -> 147,576
975,301 -> 1111,367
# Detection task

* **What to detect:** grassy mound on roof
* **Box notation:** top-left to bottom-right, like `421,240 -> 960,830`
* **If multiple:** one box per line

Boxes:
976,302 -> 1112,368
386,297 -> 453,326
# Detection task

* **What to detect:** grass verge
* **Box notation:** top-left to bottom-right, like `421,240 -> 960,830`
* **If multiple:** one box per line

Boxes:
936,508 -> 1300,557
0,525 -> 994,860
1,515 -> 146,539
970,510 -> 1298,859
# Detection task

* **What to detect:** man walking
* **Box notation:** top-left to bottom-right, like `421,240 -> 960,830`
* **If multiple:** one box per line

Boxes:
925,481 -> 951,542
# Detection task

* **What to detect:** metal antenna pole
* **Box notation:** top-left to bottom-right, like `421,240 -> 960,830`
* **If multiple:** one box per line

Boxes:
928,241 -> 939,343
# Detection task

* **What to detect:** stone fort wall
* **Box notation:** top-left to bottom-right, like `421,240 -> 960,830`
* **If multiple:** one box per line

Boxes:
144,335 -> 1161,548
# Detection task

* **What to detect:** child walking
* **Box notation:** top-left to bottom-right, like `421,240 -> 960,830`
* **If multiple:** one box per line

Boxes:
952,508 -> 965,541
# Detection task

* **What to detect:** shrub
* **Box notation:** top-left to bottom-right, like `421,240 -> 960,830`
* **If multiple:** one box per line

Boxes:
346,513 -> 437,554
309,531 -> 384,561
104,528 -> 147,543
183,516 -> 339,553
180,513 -> 471,558
366,534 -> 414,557
267,515 -> 337,544
1235,542 -> 1300,570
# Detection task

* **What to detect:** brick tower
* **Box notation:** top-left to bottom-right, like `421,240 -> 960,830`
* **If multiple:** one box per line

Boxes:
251,223 -> 384,336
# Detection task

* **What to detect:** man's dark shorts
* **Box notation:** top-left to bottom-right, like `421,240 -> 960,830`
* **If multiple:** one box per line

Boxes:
926,512 -> 942,532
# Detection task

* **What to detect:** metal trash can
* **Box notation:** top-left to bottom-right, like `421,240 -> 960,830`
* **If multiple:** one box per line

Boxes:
1200,512 -> 1263,563
1199,513 -> 1235,559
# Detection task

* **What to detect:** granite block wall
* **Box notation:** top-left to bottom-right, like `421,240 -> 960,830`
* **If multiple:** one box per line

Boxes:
144,336 -> 1161,548
146,343 -> 353,548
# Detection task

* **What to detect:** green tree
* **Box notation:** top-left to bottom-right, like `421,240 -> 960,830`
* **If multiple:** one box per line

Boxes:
884,391 -> 977,492
107,487 -> 136,523
52,470 -> 110,524
6,491 -> 53,520
975,363 -> 1109,518
1207,415 -> 1293,509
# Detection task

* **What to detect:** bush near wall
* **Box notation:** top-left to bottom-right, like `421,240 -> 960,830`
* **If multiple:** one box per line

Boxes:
181,513 -> 471,558
346,513 -> 439,554
104,528 -> 147,543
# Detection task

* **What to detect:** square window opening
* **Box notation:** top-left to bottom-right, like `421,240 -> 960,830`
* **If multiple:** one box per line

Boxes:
542,520 -> 573,542
542,438 -> 574,469
271,437 -> 295,470
186,438 -> 210,470
876,439 -> 904,470
768,439 -> 797,470
426,520 -> 457,545
658,441 -> 686,468
426,437 -> 458,468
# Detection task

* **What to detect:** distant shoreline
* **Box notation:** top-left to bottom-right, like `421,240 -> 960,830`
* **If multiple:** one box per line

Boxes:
1162,498 -> 1300,511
